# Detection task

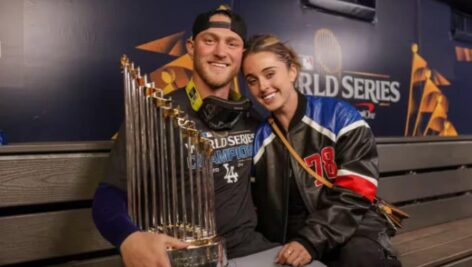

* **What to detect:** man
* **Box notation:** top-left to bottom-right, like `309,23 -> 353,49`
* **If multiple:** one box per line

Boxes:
92,6 -> 277,267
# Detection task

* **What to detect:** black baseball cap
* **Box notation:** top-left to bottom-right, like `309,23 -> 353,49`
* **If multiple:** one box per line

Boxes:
192,5 -> 247,43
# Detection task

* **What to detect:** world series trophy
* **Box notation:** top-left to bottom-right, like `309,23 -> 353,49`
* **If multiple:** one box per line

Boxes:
121,55 -> 226,266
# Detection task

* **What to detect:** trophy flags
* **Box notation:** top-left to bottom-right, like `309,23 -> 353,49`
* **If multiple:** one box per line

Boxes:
418,90 -> 445,113
405,43 -> 428,136
412,71 -> 445,136
424,96 -> 448,135
136,31 -> 186,57
440,121 -> 458,136
150,54 -> 193,94
405,43 -> 457,136
431,69 -> 450,86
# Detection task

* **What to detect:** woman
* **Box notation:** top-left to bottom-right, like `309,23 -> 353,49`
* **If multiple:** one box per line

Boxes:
242,34 -> 401,267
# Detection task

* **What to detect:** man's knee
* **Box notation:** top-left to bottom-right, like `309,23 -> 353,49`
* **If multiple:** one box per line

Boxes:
341,237 -> 383,265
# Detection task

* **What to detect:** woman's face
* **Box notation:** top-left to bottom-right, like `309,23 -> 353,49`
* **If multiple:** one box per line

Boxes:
243,51 -> 297,113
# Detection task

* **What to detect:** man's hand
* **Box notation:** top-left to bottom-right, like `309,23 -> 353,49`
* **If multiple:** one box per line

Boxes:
275,241 -> 312,267
120,231 -> 189,267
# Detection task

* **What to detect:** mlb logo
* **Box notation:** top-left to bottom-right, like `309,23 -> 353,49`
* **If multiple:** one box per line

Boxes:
201,131 -> 213,139
300,54 -> 314,71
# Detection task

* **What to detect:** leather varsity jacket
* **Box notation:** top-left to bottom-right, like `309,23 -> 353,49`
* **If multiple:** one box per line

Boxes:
252,93 -> 390,259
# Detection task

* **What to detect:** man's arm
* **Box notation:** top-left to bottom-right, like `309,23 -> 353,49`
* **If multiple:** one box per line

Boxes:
92,123 -> 188,267
92,183 -> 188,267
92,183 -> 138,247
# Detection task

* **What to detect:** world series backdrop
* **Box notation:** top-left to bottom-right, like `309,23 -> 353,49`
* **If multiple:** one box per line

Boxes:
0,0 -> 471,142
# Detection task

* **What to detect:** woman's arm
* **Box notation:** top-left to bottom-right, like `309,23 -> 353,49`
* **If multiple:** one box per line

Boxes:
294,113 -> 379,260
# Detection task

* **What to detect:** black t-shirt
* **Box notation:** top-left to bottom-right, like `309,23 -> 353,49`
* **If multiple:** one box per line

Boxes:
103,88 -> 275,258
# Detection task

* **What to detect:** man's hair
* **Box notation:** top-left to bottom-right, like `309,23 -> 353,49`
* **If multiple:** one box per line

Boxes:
192,5 -> 247,43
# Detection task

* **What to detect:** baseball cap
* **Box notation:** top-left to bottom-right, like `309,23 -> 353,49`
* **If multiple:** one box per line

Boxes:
192,5 -> 247,43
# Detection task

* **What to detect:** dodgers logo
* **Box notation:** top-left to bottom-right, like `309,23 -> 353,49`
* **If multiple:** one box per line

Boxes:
223,163 -> 238,183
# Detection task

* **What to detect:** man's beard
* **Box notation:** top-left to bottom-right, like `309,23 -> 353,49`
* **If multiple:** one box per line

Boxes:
194,59 -> 237,90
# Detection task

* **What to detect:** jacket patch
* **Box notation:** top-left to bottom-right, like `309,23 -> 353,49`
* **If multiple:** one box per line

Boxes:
303,146 -> 337,187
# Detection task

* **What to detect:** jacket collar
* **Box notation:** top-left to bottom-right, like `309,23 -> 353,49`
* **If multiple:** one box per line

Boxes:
272,90 -> 307,134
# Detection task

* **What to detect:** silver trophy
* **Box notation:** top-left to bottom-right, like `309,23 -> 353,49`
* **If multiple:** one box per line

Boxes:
121,55 -> 226,266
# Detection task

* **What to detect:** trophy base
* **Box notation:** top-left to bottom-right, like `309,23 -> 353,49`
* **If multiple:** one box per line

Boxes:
167,238 -> 227,267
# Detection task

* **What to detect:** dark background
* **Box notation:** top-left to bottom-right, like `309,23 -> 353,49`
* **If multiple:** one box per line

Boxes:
0,0 -> 471,142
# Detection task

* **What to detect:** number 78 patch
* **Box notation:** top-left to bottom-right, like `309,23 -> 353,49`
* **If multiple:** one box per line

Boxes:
303,147 -> 337,187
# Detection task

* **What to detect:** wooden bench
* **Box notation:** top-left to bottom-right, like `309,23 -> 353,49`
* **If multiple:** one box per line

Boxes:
0,142 -> 121,266
377,137 -> 472,267
1,137 -> 471,266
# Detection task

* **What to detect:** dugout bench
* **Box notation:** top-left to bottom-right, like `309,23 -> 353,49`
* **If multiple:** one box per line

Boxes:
0,137 -> 471,266
0,142 -> 119,266
377,137 -> 472,267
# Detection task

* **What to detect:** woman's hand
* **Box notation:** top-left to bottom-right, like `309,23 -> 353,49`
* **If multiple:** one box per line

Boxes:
275,241 -> 312,267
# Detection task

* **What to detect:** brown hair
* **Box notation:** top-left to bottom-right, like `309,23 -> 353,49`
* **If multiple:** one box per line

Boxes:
243,34 -> 301,72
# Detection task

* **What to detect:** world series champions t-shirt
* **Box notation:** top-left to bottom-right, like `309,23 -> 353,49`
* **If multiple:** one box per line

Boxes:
103,88 -> 276,258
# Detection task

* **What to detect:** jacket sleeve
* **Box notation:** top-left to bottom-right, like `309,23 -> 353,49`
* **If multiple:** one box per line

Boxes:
92,123 -> 138,248
92,183 -> 138,247
294,112 -> 379,259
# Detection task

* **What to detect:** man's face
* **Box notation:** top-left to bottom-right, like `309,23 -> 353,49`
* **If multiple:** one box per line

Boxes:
187,14 -> 244,90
